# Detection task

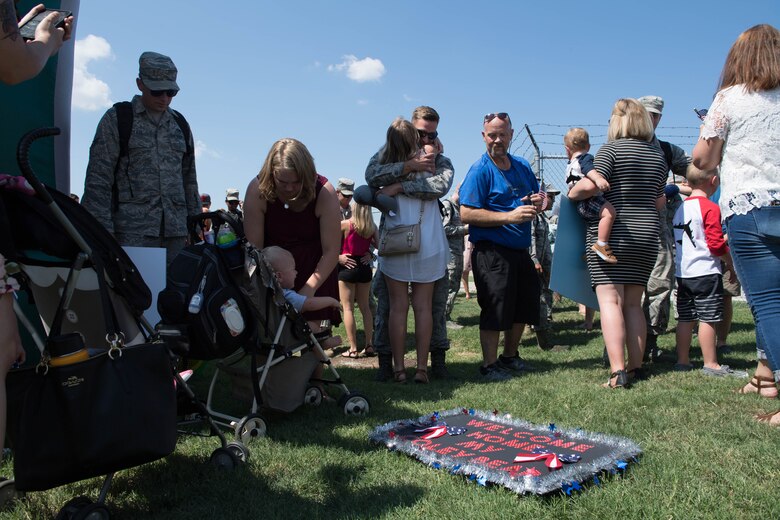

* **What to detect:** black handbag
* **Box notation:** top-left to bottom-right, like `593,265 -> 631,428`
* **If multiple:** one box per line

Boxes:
6,342 -> 177,491
6,256 -> 177,491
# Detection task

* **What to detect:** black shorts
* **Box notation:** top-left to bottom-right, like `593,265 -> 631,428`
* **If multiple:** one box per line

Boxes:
472,242 -> 540,330
338,256 -> 373,284
676,274 -> 723,323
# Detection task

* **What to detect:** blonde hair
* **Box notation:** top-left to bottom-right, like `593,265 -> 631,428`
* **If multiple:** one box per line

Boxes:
564,127 -> 590,151
262,245 -> 294,271
351,201 -> 376,238
607,98 -> 654,142
685,164 -> 718,188
719,24 -> 780,93
256,138 -> 317,205
378,117 -> 419,165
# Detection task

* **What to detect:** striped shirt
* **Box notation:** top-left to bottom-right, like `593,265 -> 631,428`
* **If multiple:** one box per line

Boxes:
586,139 -> 667,286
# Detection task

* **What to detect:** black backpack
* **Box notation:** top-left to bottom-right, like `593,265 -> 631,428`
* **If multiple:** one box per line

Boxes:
157,211 -> 254,360
112,101 -> 194,211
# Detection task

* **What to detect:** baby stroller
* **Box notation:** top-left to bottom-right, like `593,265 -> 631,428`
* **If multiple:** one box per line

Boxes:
158,210 -> 370,446
0,128 -> 247,519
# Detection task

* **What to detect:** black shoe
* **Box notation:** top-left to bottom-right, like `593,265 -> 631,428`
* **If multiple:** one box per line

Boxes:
374,352 -> 394,382
430,350 -> 450,379
602,346 -> 610,368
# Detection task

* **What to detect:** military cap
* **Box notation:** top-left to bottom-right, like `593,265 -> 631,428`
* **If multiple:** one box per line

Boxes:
226,188 -> 240,202
638,95 -> 664,115
336,178 -> 355,196
139,51 -> 180,91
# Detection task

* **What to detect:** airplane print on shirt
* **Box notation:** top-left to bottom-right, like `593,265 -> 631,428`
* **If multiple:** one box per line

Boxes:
674,220 -> 696,247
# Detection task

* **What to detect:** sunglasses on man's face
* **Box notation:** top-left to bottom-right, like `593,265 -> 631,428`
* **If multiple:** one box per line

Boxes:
484,112 -> 510,124
150,89 -> 178,98
418,129 -> 438,141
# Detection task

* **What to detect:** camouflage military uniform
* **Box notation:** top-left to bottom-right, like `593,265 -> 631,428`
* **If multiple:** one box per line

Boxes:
441,198 -> 466,320
530,211 -> 553,329
643,137 -> 689,339
82,95 -> 199,264
365,151 -> 454,357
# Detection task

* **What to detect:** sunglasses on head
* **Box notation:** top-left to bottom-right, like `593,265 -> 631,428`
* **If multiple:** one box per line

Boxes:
417,129 -> 438,141
150,89 -> 178,98
484,112 -> 510,124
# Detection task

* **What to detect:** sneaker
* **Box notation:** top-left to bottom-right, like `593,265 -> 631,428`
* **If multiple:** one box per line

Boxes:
479,363 -> 512,381
591,243 -> 618,264
674,363 -> 694,372
446,320 -> 464,330
498,354 -> 530,372
702,365 -> 749,378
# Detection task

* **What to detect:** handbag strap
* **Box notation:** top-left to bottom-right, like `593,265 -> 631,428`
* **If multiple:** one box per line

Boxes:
416,198 -> 425,225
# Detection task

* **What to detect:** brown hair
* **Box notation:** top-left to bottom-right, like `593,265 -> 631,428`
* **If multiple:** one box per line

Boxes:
719,24 -> 780,93
378,117 -> 419,164
262,245 -> 294,271
256,138 -> 317,205
411,105 -> 440,123
564,127 -> 590,151
607,99 -> 654,142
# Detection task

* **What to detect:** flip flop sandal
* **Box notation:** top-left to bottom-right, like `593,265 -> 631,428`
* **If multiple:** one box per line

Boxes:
341,350 -> 360,358
363,345 -> 377,357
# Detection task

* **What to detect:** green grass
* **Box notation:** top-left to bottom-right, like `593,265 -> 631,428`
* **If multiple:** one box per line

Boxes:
2,298 -> 778,519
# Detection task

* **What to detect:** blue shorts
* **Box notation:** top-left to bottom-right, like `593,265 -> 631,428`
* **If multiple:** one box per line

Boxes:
577,195 -> 608,222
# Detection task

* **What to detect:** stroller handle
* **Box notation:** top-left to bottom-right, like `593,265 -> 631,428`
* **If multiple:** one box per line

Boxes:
16,127 -> 61,205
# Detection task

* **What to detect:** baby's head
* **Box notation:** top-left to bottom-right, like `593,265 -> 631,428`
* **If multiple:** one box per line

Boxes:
685,164 -> 719,196
263,246 -> 297,289
564,128 -> 590,158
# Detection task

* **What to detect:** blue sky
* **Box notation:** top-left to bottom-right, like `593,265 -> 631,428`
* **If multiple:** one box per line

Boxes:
68,0 -> 779,205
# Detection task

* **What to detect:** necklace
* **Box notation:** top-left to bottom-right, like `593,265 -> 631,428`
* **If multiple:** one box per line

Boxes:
495,163 -> 522,198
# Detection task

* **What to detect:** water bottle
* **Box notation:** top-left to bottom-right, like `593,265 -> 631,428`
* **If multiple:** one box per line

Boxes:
204,227 -> 215,244
216,224 -> 238,249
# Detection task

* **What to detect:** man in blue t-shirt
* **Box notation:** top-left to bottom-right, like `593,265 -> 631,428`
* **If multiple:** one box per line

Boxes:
460,112 -> 542,381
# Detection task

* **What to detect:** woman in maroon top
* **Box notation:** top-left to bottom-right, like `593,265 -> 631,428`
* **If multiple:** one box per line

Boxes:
244,138 -> 342,332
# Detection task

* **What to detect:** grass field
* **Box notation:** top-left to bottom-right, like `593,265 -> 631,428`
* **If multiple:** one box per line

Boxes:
2,296 -> 778,519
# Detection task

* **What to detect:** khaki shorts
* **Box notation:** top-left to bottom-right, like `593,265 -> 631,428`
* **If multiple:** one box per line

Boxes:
721,260 -> 742,297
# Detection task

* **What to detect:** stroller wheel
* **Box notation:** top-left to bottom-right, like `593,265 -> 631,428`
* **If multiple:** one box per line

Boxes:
304,385 -> 323,406
338,392 -> 370,416
234,414 -> 267,444
72,503 -> 111,520
55,496 -> 93,520
226,441 -> 250,463
0,478 -> 18,511
210,447 -> 239,471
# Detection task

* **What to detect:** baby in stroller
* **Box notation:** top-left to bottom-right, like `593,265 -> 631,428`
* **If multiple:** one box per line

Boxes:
263,246 -> 341,318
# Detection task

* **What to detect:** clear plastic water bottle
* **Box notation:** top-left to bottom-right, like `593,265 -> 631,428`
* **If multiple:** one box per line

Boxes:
216,224 -> 238,249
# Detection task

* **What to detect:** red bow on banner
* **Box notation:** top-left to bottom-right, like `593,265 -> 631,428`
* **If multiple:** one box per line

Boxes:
513,452 -> 563,470
414,425 -> 447,440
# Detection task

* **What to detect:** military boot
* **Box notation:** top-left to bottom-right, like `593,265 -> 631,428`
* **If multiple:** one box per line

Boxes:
430,350 -> 450,379
643,333 -> 658,362
536,329 -> 569,352
375,352 -> 393,382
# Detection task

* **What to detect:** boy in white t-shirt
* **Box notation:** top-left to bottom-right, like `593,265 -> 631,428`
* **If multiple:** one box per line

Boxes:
672,165 -> 746,378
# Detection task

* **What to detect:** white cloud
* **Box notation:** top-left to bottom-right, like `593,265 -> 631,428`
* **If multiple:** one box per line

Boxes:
72,35 -> 113,111
403,94 -> 414,102
327,55 -> 385,83
357,99 -> 369,106
194,140 -> 221,160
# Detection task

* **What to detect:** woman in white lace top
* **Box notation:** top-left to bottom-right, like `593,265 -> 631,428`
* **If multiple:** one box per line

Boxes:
693,24 -> 780,426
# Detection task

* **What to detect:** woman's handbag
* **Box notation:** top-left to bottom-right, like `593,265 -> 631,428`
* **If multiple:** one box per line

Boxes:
378,200 -> 425,257
6,341 -> 178,491
5,254 -> 177,492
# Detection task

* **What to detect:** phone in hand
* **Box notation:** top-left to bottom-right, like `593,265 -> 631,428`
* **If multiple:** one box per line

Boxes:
18,9 -> 71,40
694,108 -> 708,121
